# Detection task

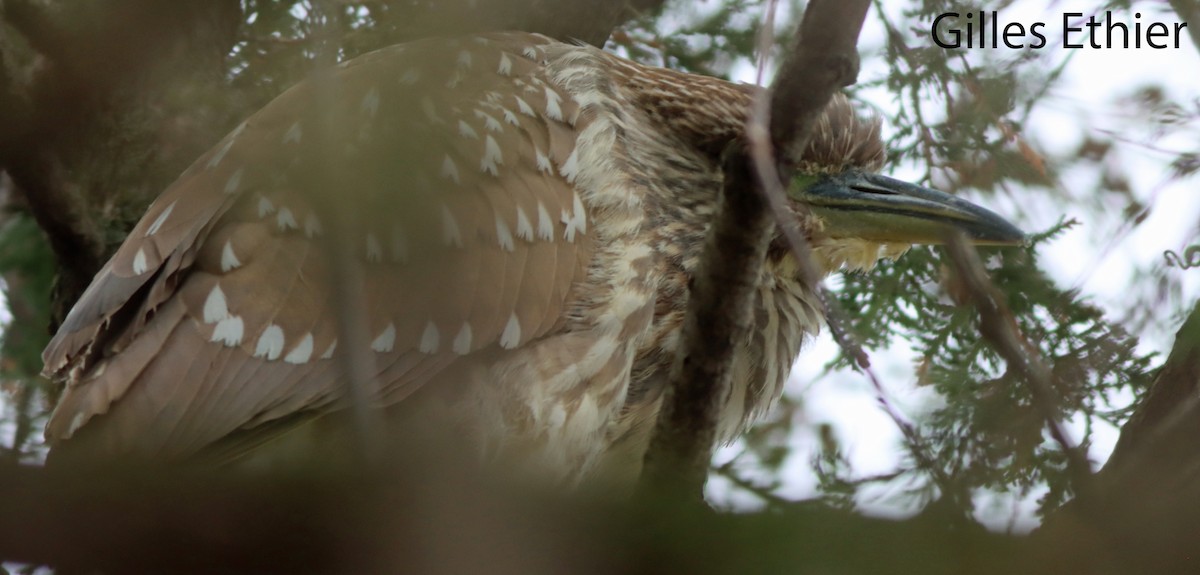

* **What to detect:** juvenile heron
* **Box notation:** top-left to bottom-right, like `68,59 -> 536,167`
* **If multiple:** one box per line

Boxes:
42,32 -> 1022,480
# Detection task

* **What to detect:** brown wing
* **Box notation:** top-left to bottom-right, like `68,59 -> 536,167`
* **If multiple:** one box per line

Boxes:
42,32 -> 596,461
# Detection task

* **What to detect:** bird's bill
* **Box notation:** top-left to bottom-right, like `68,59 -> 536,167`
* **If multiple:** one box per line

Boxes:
793,171 -> 1025,246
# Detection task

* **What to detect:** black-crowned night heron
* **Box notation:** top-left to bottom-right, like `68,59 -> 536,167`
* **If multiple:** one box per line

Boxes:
41,32 -> 1022,481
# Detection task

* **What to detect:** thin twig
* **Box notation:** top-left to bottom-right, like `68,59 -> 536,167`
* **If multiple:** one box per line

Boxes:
711,459 -> 792,508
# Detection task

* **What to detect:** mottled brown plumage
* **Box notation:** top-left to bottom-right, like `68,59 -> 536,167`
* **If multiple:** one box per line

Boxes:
41,32 -> 1018,481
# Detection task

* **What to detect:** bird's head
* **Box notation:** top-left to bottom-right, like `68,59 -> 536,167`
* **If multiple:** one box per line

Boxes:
782,95 -> 1025,272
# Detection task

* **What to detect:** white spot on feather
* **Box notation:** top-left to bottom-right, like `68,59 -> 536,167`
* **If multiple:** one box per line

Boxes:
481,135 -> 503,175
419,322 -> 440,353
536,202 -> 553,241
458,120 -> 478,140
561,189 -> 590,242
452,323 -> 473,355
500,313 -> 521,349
498,53 -> 513,76
224,168 -> 244,194
457,50 -> 472,68
283,121 -> 302,144
475,110 -> 502,133
257,196 -> 275,218
203,284 -> 230,323
441,155 -> 460,184
559,148 -> 580,183
502,109 -> 519,126
320,339 -> 337,359
515,206 -> 533,241
441,205 -> 462,247
544,87 -> 563,121
535,148 -> 552,173
276,207 -> 298,231
254,324 -> 285,360
221,240 -> 241,272
211,316 -> 244,346
371,323 -> 396,352
132,248 -> 148,274
145,200 -> 176,237
562,209 -> 576,242
522,46 -> 539,59
571,191 -> 588,235
495,213 -> 514,251
515,96 -> 535,117
284,333 -> 314,364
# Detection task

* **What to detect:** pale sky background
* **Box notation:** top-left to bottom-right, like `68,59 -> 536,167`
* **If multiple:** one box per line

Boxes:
705,1 -> 1200,531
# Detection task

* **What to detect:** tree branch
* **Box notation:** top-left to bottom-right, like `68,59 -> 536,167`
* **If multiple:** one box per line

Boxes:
640,0 -> 871,501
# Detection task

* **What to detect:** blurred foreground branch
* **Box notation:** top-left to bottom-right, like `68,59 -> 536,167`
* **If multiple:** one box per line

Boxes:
3,457 -> 1200,573
0,460 -> 1091,574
